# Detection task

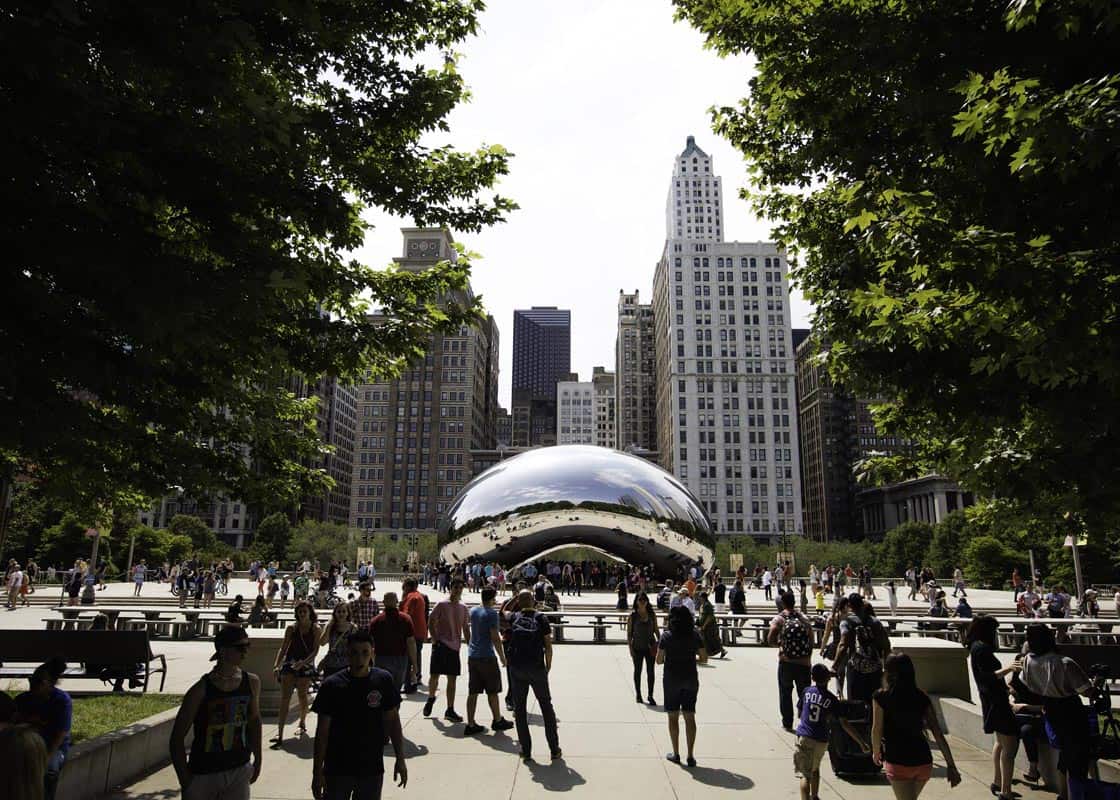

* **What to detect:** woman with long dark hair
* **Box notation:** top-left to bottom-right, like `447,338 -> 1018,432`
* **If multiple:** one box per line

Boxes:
871,653 -> 961,799
657,605 -> 707,767
271,600 -> 320,748
627,591 -> 660,705
965,616 -> 1019,799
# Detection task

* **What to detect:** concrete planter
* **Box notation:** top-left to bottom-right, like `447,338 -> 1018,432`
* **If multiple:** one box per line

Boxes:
56,706 -> 188,800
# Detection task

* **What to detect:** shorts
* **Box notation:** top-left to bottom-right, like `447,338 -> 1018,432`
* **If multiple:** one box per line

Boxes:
884,762 -> 932,782
793,736 -> 829,778
184,762 -> 253,800
468,657 -> 503,695
663,679 -> 698,713
430,641 -> 461,677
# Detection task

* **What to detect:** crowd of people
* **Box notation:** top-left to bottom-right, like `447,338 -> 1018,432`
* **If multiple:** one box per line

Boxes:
4,555 -> 1120,800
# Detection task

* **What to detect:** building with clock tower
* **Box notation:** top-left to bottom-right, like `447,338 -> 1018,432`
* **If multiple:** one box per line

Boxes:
348,228 -> 500,535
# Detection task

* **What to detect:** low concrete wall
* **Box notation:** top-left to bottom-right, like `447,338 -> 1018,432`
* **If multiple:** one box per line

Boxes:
894,638 -> 972,701
56,707 -> 189,800
244,628 -> 288,717
933,695 -> 1120,790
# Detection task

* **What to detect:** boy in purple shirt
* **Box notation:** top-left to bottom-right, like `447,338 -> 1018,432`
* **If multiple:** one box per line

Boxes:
793,664 -> 867,800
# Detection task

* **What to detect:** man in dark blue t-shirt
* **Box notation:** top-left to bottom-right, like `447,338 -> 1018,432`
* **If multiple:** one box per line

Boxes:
794,664 -> 867,800
14,657 -> 72,800
312,630 -> 405,800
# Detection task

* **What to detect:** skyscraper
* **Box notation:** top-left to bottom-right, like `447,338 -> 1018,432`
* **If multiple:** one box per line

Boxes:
349,228 -> 499,533
795,334 -> 913,541
652,137 -> 804,540
615,290 -> 657,452
512,306 -> 570,446
591,366 -> 616,449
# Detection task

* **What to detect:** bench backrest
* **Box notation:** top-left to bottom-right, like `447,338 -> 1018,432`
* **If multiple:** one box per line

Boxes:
1056,644 -> 1120,677
0,630 -> 153,665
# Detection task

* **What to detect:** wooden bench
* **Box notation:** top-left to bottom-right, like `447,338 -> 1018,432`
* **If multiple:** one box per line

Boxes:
0,629 -> 167,693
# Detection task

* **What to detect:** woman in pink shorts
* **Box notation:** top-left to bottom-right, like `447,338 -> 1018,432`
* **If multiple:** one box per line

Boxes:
871,653 -> 962,799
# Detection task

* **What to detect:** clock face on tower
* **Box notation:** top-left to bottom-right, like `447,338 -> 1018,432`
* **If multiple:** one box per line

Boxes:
407,238 -> 442,258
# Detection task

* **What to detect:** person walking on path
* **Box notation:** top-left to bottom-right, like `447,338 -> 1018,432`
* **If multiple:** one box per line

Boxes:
952,567 -> 967,598
658,605 -> 706,767
762,567 -> 774,601
794,664 -> 868,800
965,616 -> 1020,800
506,589 -> 561,763
311,630 -> 406,800
768,591 -> 814,730
132,561 -> 146,597
369,592 -> 417,693
871,653 -> 961,799
627,591 -> 660,704
170,626 -> 262,800
423,579 -> 469,722
399,578 -> 429,692
13,658 -> 72,800
463,588 -> 514,736
835,593 -> 891,704
271,601 -> 321,748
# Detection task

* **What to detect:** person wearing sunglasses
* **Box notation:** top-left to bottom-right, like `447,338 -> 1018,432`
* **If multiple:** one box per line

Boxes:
170,625 -> 262,800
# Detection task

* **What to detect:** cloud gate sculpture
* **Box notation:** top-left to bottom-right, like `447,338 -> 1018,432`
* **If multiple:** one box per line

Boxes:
437,445 -> 715,575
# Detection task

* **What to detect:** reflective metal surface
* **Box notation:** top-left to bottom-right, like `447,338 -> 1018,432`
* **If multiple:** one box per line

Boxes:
438,445 -> 714,574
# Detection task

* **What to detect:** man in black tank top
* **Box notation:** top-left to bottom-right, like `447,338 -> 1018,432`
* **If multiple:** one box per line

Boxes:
171,625 -> 263,799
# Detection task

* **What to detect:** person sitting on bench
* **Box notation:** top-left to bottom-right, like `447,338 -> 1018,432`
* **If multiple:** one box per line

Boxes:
84,615 -> 142,692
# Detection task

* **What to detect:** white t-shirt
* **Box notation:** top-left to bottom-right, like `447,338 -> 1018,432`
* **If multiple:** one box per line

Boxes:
8,569 -> 23,589
1021,652 -> 1091,698
762,571 -> 772,587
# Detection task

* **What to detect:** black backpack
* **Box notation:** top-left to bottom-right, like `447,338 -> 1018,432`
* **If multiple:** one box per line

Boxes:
507,611 -> 545,668
847,614 -> 887,674
779,612 -> 812,660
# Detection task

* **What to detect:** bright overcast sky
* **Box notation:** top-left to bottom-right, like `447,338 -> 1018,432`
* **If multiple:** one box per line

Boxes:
357,0 -> 814,408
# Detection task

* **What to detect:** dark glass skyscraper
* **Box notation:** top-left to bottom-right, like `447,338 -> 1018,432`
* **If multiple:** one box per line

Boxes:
512,306 -> 571,446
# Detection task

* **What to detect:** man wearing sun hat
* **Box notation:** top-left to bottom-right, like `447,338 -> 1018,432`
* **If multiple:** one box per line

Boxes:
170,625 -> 263,799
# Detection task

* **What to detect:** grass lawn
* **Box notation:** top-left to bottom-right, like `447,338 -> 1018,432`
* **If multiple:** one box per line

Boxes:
70,693 -> 183,743
5,691 -> 183,744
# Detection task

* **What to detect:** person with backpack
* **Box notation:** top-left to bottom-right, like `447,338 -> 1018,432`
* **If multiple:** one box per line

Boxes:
768,591 -> 814,731
504,590 -> 560,763
835,594 -> 891,704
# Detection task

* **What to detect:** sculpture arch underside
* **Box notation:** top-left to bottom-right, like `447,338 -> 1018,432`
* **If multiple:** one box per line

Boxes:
437,445 -> 715,576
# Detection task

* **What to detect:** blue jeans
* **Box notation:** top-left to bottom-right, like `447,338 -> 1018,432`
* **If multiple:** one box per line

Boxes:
510,665 -> 560,756
44,750 -> 66,800
324,773 -> 384,800
778,661 -> 811,728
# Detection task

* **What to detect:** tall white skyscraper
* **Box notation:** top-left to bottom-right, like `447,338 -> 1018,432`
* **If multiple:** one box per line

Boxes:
666,136 -> 724,243
653,137 -> 803,541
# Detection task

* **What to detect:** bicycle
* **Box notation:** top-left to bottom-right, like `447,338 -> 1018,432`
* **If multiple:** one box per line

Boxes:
214,576 -> 229,596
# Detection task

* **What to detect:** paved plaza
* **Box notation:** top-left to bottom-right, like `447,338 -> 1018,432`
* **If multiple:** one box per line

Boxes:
3,576 -> 1071,799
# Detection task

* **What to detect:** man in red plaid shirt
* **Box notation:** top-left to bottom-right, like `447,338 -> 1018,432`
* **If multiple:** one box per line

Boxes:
349,581 -> 380,629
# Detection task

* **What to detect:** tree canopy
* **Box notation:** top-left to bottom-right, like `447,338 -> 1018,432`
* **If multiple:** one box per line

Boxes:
675,0 -> 1120,529
0,1 -> 513,510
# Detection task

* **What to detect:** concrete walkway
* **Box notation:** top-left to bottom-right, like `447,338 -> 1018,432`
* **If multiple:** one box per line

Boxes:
105,643 -> 1058,800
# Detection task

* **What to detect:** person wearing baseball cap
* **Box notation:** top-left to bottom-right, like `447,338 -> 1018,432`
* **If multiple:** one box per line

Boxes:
170,625 -> 262,799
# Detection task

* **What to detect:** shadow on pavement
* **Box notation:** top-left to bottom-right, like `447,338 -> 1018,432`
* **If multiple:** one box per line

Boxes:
430,718 -> 521,754
525,758 -> 587,791
684,765 -> 754,789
